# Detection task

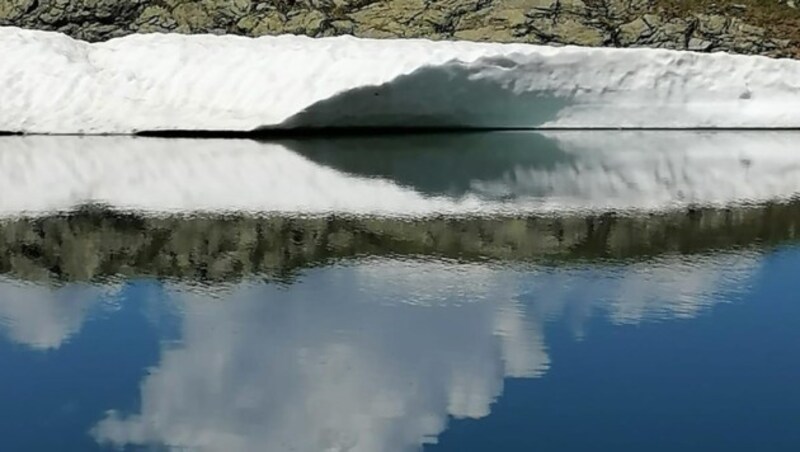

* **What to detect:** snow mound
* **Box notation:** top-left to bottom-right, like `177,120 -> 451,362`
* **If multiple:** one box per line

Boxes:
1,132 -> 799,217
2,27 -> 800,133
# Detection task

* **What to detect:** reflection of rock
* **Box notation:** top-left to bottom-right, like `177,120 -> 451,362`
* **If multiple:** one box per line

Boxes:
0,202 -> 798,284
90,250 -> 758,451
0,277 -> 117,349
2,0 -> 798,57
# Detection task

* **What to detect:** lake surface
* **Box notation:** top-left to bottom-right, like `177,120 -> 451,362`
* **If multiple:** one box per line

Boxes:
0,132 -> 798,451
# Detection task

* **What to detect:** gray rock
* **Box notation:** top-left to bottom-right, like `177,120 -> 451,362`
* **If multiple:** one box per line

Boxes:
0,0 -> 37,21
687,37 -> 713,52
617,17 -> 651,46
0,0 -> 796,57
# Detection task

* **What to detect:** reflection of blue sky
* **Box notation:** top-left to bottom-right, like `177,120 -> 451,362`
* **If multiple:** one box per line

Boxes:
0,248 -> 797,451
431,246 -> 800,452
0,280 -> 166,452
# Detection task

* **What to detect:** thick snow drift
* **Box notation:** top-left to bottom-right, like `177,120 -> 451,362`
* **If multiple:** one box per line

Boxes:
1,132 -> 799,217
2,27 -> 800,133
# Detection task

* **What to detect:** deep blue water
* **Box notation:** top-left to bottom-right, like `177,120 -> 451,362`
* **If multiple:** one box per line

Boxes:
431,246 -> 800,452
0,245 -> 797,451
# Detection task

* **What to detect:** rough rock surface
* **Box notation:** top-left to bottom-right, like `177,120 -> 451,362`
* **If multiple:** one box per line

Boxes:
1,0 -> 799,57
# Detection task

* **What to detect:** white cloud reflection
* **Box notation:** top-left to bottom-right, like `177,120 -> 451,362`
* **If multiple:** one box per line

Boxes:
90,252 -> 759,452
0,277 -> 118,350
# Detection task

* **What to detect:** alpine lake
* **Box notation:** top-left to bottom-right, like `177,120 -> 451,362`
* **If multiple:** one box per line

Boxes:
0,131 -> 798,451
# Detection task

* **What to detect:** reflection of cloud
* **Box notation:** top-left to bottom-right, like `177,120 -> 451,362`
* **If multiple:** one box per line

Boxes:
93,261 -> 547,452
525,252 -> 760,327
0,277 -> 118,349
605,253 -> 759,323
91,251 -> 759,452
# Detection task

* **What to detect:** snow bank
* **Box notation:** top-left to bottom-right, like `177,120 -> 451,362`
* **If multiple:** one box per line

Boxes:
2,27 -> 800,133
1,132 -> 799,217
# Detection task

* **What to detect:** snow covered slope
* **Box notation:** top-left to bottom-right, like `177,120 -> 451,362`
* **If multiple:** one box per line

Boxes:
1,132 -> 799,217
2,27 -> 800,133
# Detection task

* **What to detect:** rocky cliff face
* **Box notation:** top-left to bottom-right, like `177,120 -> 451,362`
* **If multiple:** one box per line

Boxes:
1,0 -> 799,57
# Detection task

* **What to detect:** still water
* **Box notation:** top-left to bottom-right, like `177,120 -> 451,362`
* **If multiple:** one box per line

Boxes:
0,132 -> 798,451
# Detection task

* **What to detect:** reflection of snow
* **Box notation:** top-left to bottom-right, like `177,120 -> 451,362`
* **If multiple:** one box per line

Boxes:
471,132 -> 800,211
2,133 -> 800,218
0,136 -> 481,217
91,251 -> 758,452
0,277 -> 118,350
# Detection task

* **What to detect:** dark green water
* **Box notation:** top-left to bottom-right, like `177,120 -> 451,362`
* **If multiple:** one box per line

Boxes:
0,132 -> 798,451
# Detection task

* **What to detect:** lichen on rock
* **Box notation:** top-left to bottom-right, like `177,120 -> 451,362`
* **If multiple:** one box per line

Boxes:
1,0 -> 799,57
0,0 -> 37,21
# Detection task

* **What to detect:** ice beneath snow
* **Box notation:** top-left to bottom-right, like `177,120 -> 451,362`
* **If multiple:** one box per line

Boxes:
2,27 -> 800,133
